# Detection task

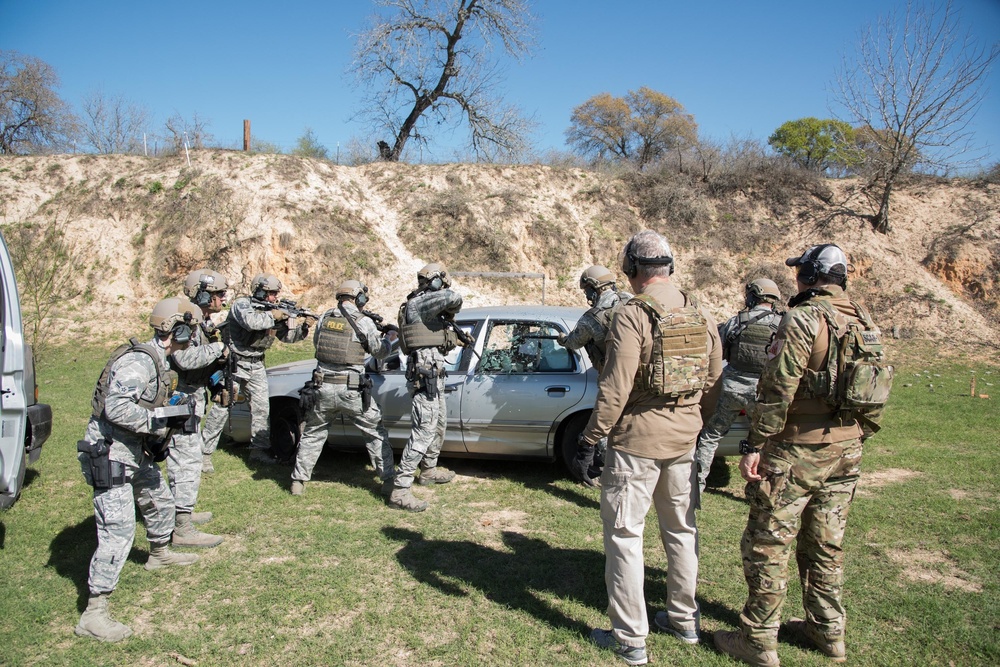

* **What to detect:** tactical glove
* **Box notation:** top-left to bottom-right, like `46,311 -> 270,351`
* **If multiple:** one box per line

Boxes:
571,440 -> 598,487
270,309 -> 289,322
300,322 -> 311,338
557,333 -> 567,345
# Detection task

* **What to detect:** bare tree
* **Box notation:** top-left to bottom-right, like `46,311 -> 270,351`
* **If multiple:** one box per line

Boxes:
0,50 -> 77,154
351,0 -> 536,162
836,0 -> 999,233
162,112 -> 214,152
80,88 -> 151,154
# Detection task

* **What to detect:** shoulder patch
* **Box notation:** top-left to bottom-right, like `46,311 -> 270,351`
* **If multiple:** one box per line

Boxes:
766,338 -> 783,360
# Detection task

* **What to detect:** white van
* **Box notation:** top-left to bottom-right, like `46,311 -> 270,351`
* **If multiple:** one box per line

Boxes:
0,230 -> 52,509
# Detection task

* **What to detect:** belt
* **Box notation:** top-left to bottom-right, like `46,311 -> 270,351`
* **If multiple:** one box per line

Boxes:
784,413 -> 854,427
322,374 -> 351,384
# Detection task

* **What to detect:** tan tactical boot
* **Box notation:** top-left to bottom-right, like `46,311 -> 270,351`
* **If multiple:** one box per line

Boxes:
201,454 -> 214,474
388,487 -> 428,512
145,541 -> 200,570
786,619 -> 846,662
191,511 -> 213,525
74,593 -> 133,642
714,630 -> 780,667
418,466 -> 455,485
291,480 -> 305,496
172,512 -> 224,548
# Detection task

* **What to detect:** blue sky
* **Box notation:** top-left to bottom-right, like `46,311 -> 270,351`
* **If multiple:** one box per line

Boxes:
4,0 -> 999,168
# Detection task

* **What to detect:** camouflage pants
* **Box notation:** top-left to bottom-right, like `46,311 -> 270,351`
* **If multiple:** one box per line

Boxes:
234,358 -> 270,452
696,371 -> 758,493
395,377 -> 447,489
738,437 -> 863,650
166,429 -> 205,513
600,446 -> 700,646
80,440 -> 175,595
201,402 -> 229,455
292,381 -> 395,483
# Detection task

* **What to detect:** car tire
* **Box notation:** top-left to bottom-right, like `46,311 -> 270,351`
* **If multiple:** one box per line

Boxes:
269,400 -> 302,463
559,413 -> 590,474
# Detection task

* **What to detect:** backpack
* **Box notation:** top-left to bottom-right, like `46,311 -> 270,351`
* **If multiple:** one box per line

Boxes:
629,292 -> 710,399
809,299 -> 894,431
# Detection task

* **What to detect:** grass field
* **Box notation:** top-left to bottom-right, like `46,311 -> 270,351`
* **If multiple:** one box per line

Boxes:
0,340 -> 997,666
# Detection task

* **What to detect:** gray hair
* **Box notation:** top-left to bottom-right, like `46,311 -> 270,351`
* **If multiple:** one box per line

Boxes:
623,229 -> 674,280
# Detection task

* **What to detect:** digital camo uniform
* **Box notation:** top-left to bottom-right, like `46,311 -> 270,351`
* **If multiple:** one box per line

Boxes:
198,313 -> 229,471
226,281 -> 307,461
167,309 -> 226,547
292,284 -> 396,495
717,244 -> 886,667
560,269 -> 632,485
391,264 -> 463,512
75,299 -> 201,643
695,282 -> 781,495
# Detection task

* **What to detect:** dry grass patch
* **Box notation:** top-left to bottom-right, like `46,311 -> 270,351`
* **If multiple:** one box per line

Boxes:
886,547 -> 983,593
856,467 -> 922,496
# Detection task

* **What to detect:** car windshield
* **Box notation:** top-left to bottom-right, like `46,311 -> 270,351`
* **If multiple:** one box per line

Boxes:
478,321 -> 574,374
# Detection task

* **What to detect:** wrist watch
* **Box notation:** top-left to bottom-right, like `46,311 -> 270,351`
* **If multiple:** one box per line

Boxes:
739,439 -> 761,455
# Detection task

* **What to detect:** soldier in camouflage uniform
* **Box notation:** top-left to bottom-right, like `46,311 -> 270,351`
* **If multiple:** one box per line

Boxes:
390,263 -> 463,512
695,278 -> 781,495
184,269 -> 231,475
226,273 -> 308,464
75,299 -> 203,643
716,244 -> 883,666
166,274 -> 228,548
291,280 -> 398,496
559,265 -> 632,487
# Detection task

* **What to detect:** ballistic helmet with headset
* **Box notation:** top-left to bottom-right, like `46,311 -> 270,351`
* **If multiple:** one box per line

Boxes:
417,263 -> 450,291
336,279 -> 369,308
579,265 -> 616,306
150,297 -> 202,344
184,269 -> 229,309
251,273 -> 282,300
785,244 -> 849,287
621,237 -> 674,279
745,278 -> 781,308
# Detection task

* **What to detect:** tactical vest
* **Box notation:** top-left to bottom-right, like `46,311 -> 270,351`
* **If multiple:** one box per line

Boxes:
799,299 -> 894,429
726,308 -> 781,374
397,301 -> 458,355
92,338 -> 175,419
583,292 -> 628,373
315,312 -> 367,365
227,309 -> 276,352
630,292 -> 710,399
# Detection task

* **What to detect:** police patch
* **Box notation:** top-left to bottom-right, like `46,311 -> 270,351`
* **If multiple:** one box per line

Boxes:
766,338 -> 783,359
324,320 -> 346,331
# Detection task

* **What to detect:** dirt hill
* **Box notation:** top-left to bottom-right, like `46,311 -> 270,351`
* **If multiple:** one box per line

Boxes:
1,150 -> 997,359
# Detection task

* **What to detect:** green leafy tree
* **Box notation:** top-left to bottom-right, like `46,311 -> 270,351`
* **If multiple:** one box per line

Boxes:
291,128 -> 329,159
351,0 -> 536,162
767,117 -> 857,174
0,50 -> 77,154
566,87 -> 697,169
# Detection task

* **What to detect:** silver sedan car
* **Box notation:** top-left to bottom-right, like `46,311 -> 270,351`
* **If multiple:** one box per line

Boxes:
224,305 -> 745,471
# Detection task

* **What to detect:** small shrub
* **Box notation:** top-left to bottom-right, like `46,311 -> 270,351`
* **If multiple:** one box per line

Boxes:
148,180 -> 164,194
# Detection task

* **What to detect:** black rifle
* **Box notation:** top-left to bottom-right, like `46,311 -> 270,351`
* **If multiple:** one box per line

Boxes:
361,308 -> 399,335
251,297 -> 320,320
441,317 -> 481,362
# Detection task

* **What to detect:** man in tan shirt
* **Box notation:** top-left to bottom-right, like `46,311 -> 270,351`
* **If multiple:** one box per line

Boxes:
580,230 -> 723,665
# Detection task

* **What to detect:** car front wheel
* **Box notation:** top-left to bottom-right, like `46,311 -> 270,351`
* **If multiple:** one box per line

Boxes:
269,399 -> 302,463
559,413 -> 591,474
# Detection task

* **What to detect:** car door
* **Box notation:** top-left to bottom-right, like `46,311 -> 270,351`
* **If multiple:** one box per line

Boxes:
460,318 -> 584,458
0,231 -> 28,508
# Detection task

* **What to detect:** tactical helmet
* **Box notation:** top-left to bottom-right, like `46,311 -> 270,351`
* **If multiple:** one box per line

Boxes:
336,279 -> 369,308
785,244 -> 849,286
150,297 -> 202,342
417,263 -> 450,291
745,278 -> 781,307
185,269 -> 229,308
579,265 -> 616,306
251,273 -> 282,300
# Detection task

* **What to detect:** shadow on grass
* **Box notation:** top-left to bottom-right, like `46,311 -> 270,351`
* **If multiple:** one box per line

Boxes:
383,526 -> 625,635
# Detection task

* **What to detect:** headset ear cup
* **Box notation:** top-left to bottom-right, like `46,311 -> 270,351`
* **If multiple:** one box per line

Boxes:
430,276 -> 443,291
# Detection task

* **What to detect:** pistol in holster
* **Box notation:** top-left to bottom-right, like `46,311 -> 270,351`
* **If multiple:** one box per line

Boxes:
299,380 -> 318,413
77,439 -> 126,490
358,374 -> 374,413
407,366 -> 440,399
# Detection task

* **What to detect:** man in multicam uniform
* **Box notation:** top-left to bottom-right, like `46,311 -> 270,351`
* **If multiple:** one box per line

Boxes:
226,273 -> 308,464
715,244 -> 882,667
581,230 -> 723,665
75,298 -> 202,643
389,263 -> 463,512
165,273 -> 228,549
559,265 -> 632,486
291,280 -> 398,497
694,278 -> 781,495
186,270 -> 231,475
